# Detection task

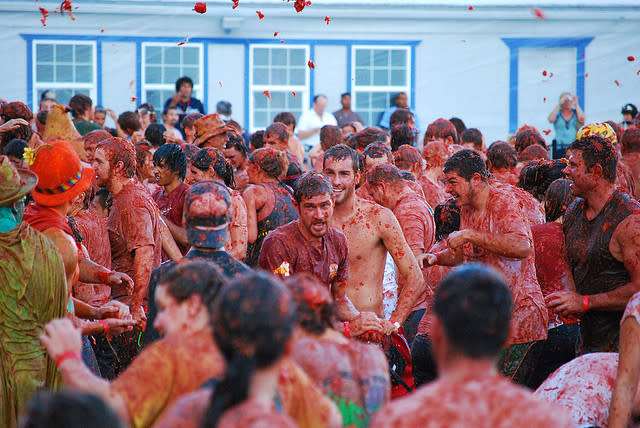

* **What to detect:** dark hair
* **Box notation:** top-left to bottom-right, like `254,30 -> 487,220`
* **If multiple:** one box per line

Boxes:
40,90 -> 56,103
137,102 -> 157,123
434,199 -> 461,241
567,135 -> 618,183
390,123 -> 414,152
434,264 -> 512,358
162,105 -> 179,116
349,127 -> 387,151
159,260 -> 227,307
294,172 -> 333,203
443,149 -> 489,181
69,94 -> 92,119
487,141 -> 517,170
425,118 -> 458,145
265,122 -> 289,144
94,188 -> 112,213
117,111 -> 141,133
3,138 -> 27,158
393,144 -> 422,171
323,144 -> 359,174
202,272 -> 296,428
273,112 -> 296,129
0,103 -> 33,148
96,137 -> 137,178
320,125 -> 343,151
392,92 -> 406,106
36,110 -> 48,125
366,163 -> 404,186
389,108 -> 414,129
460,128 -> 483,150
449,117 -> 467,137
340,92 -> 351,99
134,141 -> 152,178
363,142 -> 391,165
175,76 -> 194,92
519,144 -> 550,163
514,129 -> 547,154
191,148 -> 236,188
313,94 -> 327,104
544,178 -> 575,223
153,143 -> 187,180
517,159 -> 568,202
285,274 -> 337,335
182,112 -> 203,130
250,130 -> 266,150
621,128 -> 640,154
216,100 -> 232,116
145,123 -> 166,148
250,147 -> 287,178
21,390 -> 124,428
225,132 -> 249,158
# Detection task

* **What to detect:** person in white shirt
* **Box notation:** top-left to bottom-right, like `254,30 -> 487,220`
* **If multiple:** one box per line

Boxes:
296,95 -> 338,154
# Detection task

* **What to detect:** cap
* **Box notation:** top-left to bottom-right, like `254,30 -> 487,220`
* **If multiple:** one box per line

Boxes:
185,180 -> 231,249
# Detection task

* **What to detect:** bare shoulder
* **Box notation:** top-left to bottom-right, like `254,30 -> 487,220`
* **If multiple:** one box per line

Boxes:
357,197 -> 393,222
614,213 -> 640,245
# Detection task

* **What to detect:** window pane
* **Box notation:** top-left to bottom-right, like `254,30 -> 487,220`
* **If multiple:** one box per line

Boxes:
289,48 -> 306,66
36,64 -> 54,82
254,110 -> 268,129
75,45 -> 92,62
272,49 -> 287,66
146,90 -> 163,111
146,46 -> 162,64
254,91 -> 268,109
165,47 -> 180,65
289,68 -> 306,86
355,49 -> 370,67
271,90 -> 285,106
391,69 -> 406,86
254,48 -> 268,66
371,92 -> 389,109
272,67 -> 287,85
183,67 -> 199,84
373,69 -> 388,86
373,49 -> 388,67
253,67 -> 269,85
355,68 -> 370,86
391,50 -> 407,67
355,91 -> 370,110
288,92 -> 302,110
182,47 -> 199,65
146,65 -> 162,84
56,64 -> 73,82
75,65 -> 92,83
56,44 -> 73,63
36,44 -> 53,63
55,89 -> 74,106
164,66 -> 180,84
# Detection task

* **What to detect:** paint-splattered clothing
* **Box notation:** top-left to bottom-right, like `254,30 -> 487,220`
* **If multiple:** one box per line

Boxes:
152,181 -> 190,258
417,174 -> 449,209
460,187 -> 548,344
492,181 -> 545,227
371,367 -> 574,428
563,190 -> 640,352
259,220 -> 349,289
417,240 -> 453,336
111,330 -> 224,428
108,182 -> 162,301
357,180 -> 426,204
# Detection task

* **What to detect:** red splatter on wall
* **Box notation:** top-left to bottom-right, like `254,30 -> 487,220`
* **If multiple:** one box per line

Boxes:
39,7 -> 49,26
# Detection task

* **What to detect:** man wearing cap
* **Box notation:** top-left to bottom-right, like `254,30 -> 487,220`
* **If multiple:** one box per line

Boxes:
621,103 -> 638,131
142,180 -> 250,346
193,113 -> 232,150
547,129 -> 640,354
0,156 -> 67,428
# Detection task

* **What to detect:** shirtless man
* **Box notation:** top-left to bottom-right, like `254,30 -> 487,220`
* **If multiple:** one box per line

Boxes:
323,144 -> 424,334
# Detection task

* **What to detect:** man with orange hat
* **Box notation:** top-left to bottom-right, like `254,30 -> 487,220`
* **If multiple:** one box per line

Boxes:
0,155 -> 67,428
193,113 -> 232,149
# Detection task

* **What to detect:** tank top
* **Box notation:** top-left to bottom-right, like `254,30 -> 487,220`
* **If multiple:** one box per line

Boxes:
563,190 -> 640,352
244,182 -> 298,267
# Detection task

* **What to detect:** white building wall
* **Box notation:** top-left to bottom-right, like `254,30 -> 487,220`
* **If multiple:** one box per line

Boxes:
209,43 -> 246,126
101,42 -> 137,128
314,45 -> 348,113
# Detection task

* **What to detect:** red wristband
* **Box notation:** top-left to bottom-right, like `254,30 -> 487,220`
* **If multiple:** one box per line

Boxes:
55,351 -> 81,368
435,253 -> 442,264
343,321 -> 350,338
99,319 -> 109,335
97,269 -> 114,284
583,295 -> 589,312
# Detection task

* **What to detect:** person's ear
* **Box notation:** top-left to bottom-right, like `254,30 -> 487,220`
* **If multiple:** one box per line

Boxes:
589,163 -> 604,178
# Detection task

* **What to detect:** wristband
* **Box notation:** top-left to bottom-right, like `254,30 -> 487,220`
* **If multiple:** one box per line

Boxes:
55,351 -> 81,368
435,253 -> 442,265
343,321 -> 350,338
97,269 -> 114,284
389,320 -> 401,332
99,319 -> 109,335
583,295 -> 589,312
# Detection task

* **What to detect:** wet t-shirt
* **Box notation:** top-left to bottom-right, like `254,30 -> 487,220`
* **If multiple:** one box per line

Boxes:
460,186 -> 548,344
418,174 -> 449,209
152,181 -> 190,257
371,367 -> 574,428
357,180 -> 426,204
492,169 -> 519,186
492,181 -> 545,227
258,221 -> 349,289
108,181 -> 162,300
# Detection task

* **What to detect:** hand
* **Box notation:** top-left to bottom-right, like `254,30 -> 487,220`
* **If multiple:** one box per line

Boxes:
163,131 -> 183,145
0,118 -> 29,134
381,319 -> 400,336
130,305 -> 147,330
131,130 -> 145,144
97,300 -> 131,320
40,318 -> 82,361
171,92 -> 182,104
447,230 -> 472,250
105,272 -> 134,294
572,96 -> 579,107
349,312 -> 383,337
545,291 -> 584,317
417,253 -> 438,268
105,317 -> 137,337
106,108 -> 117,121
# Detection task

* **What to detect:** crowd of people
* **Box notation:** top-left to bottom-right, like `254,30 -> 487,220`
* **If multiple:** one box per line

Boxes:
1,74 -> 640,428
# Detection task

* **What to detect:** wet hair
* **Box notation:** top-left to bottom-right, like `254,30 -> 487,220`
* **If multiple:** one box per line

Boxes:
265,122 -> 289,144
202,272 -> 296,428
621,128 -> 640,154
137,103 -> 157,123
182,112 -> 203,130
37,110 -> 48,125
443,149 -> 489,182
366,163 -> 404,186
567,135 -> 618,183
84,129 -> 112,149
434,264 -> 512,358
273,112 -> 296,129
285,274 -> 337,335
390,123 -> 414,152
393,144 -> 422,170
0,102 -> 34,148
3,138 -> 27,158
487,141 -> 517,170
21,390 -> 124,428
69,94 -> 92,119
519,144 -> 550,163
216,100 -> 232,116
349,127 -> 387,151
225,132 -> 249,158
323,144 -> 359,174
389,108 -> 414,129
422,141 -> 450,168
117,111 -> 141,133
158,260 -> 227,307
94,188 -> 112,213
363,142 -> 391,166
145,123 -> 166,148
449,117 -> 467,137
294,172 -> 333,203
191,147 -> 236,188
153,143 -> 187,180
250,130 -> 265,150
517,159 -> 568,202
320,125 -> 343,151
434,199 -> 461,241
250,146 -> 287,178
175,76 -> 194,92
544,178 -> 575,223
514,129 -> 547,154
460,128 -> 483,150
134,141 -> 153,177
400,170 -> 415,181
96,137 -> 137,178
425,118 -> 458,145
182,144 -> 200,162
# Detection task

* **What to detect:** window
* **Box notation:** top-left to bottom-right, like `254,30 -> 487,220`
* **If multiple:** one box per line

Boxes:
142,43 -> 204,111
33,40 -> 97,109
351,46 -> 411,127
249,44 -> 310,132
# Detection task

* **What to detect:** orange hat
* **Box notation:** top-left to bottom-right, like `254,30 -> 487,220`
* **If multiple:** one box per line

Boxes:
193,113 -> 232,147
26,140 -> 94,206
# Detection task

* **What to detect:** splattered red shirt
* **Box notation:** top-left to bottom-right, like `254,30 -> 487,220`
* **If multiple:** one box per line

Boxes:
418,174 -> 449,209
152,181 -> 190,257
